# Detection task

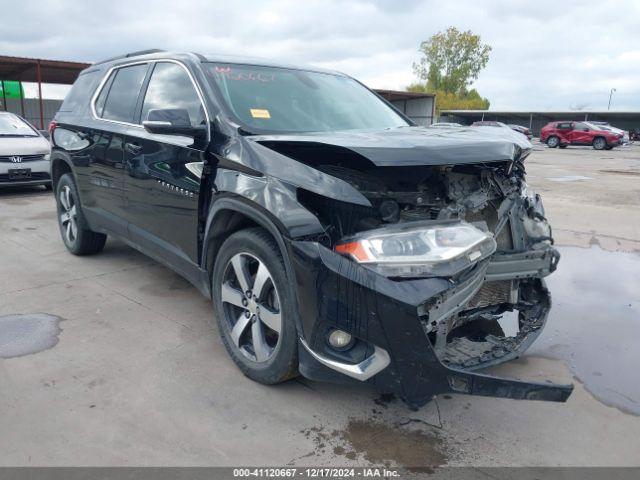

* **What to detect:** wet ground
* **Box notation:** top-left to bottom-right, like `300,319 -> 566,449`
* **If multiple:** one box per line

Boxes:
531,246 -> 640,416
0,314 -> 62,359
0,144 -> 639,470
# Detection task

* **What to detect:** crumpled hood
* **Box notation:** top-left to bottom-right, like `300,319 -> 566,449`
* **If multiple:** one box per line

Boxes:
0,136 -> 50,156
251,126 -> 531,167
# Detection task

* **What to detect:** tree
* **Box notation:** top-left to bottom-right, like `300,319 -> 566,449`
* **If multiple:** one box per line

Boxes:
408,83 -> 490,113
413,27 -> 492,95
410,27 -> 492,112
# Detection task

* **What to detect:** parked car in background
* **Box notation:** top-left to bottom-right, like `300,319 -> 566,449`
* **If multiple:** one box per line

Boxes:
471,121 -> 533,140
50,50 -> 572,409
508,124 -> 533,140
0,112 -> 52,189
540,121 -> 623,150
471,120 -> 509,128
589,122 -> 629,144
471,121 -> 532,145
430,122 -> 463,128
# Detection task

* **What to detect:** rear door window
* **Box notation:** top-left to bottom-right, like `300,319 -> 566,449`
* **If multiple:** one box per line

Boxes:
59,71 -> 98,112
140,62 -> 206,128
94,73 -> 115,117
97,64 -> 148,123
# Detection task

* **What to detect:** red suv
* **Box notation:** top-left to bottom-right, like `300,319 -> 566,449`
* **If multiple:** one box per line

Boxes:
540,121 -> 622,150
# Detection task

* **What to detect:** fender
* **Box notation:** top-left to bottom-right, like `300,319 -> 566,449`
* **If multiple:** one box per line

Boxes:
49,153 -> 76,187
201,195 -> 307,335
202,195 -> 292,264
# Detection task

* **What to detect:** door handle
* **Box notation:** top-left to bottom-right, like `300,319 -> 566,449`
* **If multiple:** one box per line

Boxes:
125,142 -> 143,155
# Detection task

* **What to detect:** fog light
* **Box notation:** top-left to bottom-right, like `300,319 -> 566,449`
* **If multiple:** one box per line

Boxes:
328,329 -> 352,350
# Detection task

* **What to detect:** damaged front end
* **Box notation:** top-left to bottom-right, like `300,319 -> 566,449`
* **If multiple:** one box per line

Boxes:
266,133 -> 572,408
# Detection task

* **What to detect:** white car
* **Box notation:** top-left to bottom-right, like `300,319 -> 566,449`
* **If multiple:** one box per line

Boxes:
0,112 -> 51,189
589,122 -> 629,144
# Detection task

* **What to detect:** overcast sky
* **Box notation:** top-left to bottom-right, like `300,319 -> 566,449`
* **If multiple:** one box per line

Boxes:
5,0 -> 640,110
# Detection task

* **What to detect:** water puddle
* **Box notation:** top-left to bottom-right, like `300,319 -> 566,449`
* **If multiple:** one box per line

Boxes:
529,246 -> 640,415
301,419 -> 447,472
0,314 -> 62,358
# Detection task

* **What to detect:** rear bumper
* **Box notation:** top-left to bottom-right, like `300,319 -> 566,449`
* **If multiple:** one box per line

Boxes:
289,240 -> 572,408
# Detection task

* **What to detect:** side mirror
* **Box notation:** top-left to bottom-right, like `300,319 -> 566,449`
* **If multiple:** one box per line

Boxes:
142,108 -> 207,139
143,120 -> 206,139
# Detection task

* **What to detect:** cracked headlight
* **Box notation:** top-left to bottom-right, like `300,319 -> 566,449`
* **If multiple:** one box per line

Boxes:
335,220 -> 496,278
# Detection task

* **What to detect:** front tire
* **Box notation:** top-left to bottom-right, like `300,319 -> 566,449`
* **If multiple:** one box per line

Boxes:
593,137 -> 607,150
546,136 -> 560,148
211,227 -> 298,384
55,173 -> 107,255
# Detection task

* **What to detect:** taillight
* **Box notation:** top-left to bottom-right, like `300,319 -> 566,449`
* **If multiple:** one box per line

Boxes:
48,120 -> 57,136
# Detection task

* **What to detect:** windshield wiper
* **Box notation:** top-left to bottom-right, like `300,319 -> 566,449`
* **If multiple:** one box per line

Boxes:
238,126 -> 258,136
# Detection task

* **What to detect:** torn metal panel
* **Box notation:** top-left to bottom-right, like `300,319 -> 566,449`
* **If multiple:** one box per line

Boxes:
273,131 -> 569,407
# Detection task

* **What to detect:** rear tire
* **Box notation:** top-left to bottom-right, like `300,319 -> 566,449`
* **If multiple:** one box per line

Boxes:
55,173 -> 107,255
211,227 -> 299,385
546,136 -> 560,148
593,137 -> 606,150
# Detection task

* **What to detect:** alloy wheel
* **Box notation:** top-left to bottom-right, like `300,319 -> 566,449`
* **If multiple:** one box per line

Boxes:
59,185 -> 78,245
593,138 -> 606,150
221,252 -> 282,363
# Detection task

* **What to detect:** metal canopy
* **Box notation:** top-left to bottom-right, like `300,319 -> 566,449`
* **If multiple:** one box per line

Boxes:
0,55 -> 90,84
375,89 -> 435,102
0,55 -> 90,128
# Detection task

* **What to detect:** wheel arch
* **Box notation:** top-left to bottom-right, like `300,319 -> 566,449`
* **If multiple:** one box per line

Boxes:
50,155 -> 74,188
202,196 -> 296,294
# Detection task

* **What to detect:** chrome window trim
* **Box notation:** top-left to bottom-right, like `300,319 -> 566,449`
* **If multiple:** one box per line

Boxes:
90,58 -> 211,142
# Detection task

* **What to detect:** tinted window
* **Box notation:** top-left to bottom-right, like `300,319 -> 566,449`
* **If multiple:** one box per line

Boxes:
141,62 -> 205,128
574,122 -> 589,131
557,122 -> 572,129
60,71 -> 98,112
205,63 -> 408,133
94,73 -> 115,117
100,64 -> 148,123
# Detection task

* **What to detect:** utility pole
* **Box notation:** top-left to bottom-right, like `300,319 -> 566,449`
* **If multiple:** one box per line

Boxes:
608,88 -> 616,111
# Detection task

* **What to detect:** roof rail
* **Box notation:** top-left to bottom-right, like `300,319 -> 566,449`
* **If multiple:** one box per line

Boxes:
191,52 -> 208,62
92,49 -> 165,66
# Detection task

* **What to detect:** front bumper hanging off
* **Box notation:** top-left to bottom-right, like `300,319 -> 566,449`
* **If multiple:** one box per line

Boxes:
289,240 -> 572,409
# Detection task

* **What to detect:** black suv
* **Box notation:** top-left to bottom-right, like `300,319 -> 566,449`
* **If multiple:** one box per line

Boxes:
51,50 -> 572,408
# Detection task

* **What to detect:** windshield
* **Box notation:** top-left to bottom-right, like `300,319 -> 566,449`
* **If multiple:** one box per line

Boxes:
205,63 -> 409,133
0,114 -> 38,137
